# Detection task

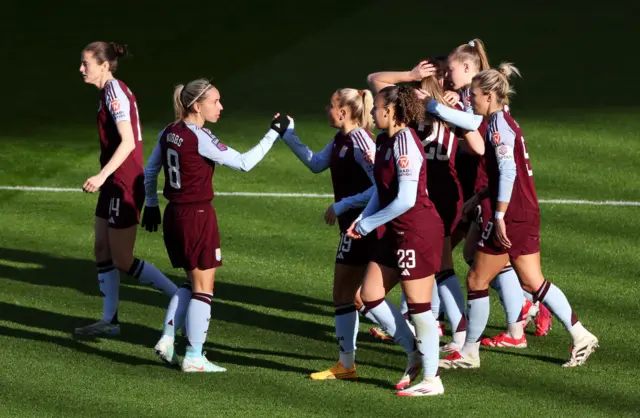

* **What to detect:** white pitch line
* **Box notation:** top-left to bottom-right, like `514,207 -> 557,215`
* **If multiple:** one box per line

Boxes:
0,185 -> 639,206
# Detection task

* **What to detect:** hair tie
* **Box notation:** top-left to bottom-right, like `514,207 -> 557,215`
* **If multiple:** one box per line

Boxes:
468,40 -> 476,47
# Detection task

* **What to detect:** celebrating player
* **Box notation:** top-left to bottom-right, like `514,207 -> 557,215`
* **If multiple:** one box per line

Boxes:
367,58 -> 485,352
279,88 -> 377,380
440,65 -> 598,369
75,41 -> 178,337
426,39 -> 552,341
349,85 -> 444,396
142,79 -> 286,372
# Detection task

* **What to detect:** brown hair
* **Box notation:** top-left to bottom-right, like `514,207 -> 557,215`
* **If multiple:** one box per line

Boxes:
378,85 -> 424,125
472,62 -> 521,105
449,38 -> 490,72
173,78 -> 214,122
334,88 -> 375,131
83,42 -> 128,73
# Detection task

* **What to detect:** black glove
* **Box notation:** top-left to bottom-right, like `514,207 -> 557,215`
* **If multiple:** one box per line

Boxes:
141,205 -> 161,232
270,113 -> 290,137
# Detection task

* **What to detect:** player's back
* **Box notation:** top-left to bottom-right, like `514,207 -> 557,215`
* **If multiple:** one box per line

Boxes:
98,79 -> 143,184
160,121 -> 215,204
374,128 -> 439,234
330,128 -> 375,228
414,120 -> 461,200
485,110 -> 539,222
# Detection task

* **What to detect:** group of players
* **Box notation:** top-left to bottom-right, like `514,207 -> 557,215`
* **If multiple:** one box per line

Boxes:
75,39 -> 598,397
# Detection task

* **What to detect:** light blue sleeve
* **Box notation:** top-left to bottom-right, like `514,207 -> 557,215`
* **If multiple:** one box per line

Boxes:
281,130 -> 332,173
143,130 -> 165,207
355,180 -> 417,235
426,99 -> 483,131
196,128 -> 279,172
491,113 -> 517,203
333,186 -> 376,216
355,131 -> 421,235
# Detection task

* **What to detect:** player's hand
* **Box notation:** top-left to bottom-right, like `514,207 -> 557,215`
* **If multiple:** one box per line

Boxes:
409,60 -> 436,81
324,204 -> 337,226
414,88 -> 429,101
462,194 -> 480,221
346,221 -> 362,240
141,205 -> 161,232
495,218 -> 511,249
83,173 -> 106,193
270,113 -> 290,137
444,90 -> 460,106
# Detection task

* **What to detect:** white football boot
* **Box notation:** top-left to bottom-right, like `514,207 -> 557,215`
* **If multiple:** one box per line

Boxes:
397,376 -> 445,397
181,352 -> 227,373
154,336 -> 179,365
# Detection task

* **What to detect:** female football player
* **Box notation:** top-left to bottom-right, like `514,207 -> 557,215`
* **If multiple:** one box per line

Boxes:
348,85 -> 445,396
75,41 -> 178,338
426,40 -> 551,341
142,79 -> 286,372
367,58 -> 485,352
279,88 -> 377,380
440,65 -> 598,369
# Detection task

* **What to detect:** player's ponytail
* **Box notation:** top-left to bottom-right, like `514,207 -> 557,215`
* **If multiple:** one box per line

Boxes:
173,84 -> 186,122
83,41 -> 129,73
472,62 -> 522,106
379,85 -> 424,126
360,89 -> 375,132
450,38 -> 490,72
173,78 -> 214,122
335,88 -> 375,132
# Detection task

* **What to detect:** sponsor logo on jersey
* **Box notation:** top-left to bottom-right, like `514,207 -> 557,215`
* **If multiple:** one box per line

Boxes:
385,148 -> 392,160
492,131 -> 501,145
398,155 -> 410,169
205,130 -> 228,151
364,150 -> 374,163
498,145 -> 508,156
401,268 -> 411,277
110,99 -> 121,111
336,252 -> 344,260
215,248 -> 222,261
339,145 -> 348,158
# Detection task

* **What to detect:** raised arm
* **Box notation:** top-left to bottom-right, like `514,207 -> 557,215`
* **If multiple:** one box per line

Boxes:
426,99 -> 484,131
367,61 -> 435,93
196,128 -> 279,172
281,128 -> 332,174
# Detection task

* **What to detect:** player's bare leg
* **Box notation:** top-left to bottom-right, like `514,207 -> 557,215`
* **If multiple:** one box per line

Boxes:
361,263 -> 421,390
512,253 -> 598,367
436,237 -> 466,352
74,218 -> 121,337
441,252 -> 508,369
310,264 -> 366,380
465,221 -> 539,346
396,275 -> 444,397
109,226 -> 177,297
180,267 -> 225,373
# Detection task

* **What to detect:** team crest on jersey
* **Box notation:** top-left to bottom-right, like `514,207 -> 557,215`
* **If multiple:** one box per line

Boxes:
385,148 -> 392,160
110,99 -> 121,111
339,145 -> 348,158
364,150 -> 374,163
492,131 -> 501,145
398,155 -> 410,169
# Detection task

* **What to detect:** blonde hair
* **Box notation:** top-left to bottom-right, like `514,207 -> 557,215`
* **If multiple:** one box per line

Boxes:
450,38 -> 490,72
335,88 -> 375,132
472,62 -> 522,105
173,78 -> 213,122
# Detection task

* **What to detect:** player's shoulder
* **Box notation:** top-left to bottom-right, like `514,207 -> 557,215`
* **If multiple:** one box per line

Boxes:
349,127 -> 374,148
188,123 -> 228,151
